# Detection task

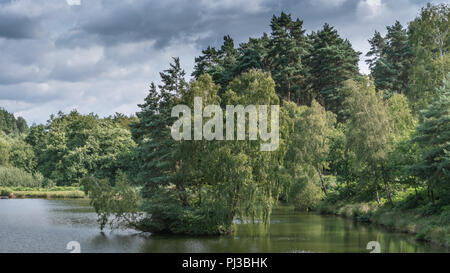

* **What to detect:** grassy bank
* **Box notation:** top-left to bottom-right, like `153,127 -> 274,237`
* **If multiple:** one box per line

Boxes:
317,200 -> 450,248
0,186 -> 86,199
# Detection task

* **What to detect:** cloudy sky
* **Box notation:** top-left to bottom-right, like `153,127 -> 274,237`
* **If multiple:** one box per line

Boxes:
0,0 -> 446,125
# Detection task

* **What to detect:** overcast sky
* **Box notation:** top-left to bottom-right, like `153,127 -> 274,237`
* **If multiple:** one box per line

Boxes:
0,0 -> 446,125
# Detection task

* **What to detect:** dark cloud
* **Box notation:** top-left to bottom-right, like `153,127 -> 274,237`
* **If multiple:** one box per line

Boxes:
60,0 -> 273,50
0,11 -> 41,39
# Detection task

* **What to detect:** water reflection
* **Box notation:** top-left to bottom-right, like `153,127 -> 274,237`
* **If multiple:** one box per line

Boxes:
0,199 -> 447,253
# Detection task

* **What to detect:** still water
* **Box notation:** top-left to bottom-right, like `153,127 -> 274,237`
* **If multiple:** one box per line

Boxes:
0,199 -> 447,253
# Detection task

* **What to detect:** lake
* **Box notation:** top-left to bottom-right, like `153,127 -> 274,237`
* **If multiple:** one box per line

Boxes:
0,199 -> 447,253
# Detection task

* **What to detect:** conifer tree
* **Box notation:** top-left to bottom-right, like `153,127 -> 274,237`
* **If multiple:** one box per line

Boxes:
411,74 -> 450,202
192,36 -> 239,96
130,57 -> 187,197
307,23 -> 360,120
239,33 -> 270,68
192,46 -> 220,79
268,12 -> 309,103
365,31 -> 385,72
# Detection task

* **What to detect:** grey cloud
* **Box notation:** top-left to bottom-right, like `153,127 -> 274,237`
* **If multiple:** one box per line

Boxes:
62,0 -> 274,49
0,11 -> 41,39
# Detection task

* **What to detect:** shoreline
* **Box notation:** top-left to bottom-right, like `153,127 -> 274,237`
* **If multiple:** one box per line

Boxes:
316,201 -> 450,249
0,187 -> 86,199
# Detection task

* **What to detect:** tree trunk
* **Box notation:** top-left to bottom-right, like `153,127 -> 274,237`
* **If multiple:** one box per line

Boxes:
316,166 -> 328,197
384,181 -> 393,205
376,188 -> 381,205
427,185 -> 435,204
287,82 -> 291,102
381,165 -> 392,205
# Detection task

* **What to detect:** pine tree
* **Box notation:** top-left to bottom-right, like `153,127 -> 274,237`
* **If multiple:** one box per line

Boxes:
268,12 -> 309,103
192,46 -> 220,79
307,23 -> 360,120
214,35 -> 240,94
365,30 -> 385,72
371,21 -> 411,97
233,48 -> 263,76
239,33 -> 270,68
192,36 -> 239,96
130,57 -> 187,197
385,21 -> 410,95
411,74 -> 450,202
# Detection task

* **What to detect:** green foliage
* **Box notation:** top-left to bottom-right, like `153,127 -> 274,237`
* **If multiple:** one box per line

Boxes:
1,129 -> 36,173
386,93 -> 417,138
0,188 -> 11,196
371,21 -> 411,97
233,49 -> 263,76
8,138 -> 36,174
408,3 -> 450,111
130,57 -> 185,192
0,108 -> 28,135
439,206 -> 450,225
123,68 -> 288,235
307,23 -> 360,120
344,77 -> 395,203
0,186 -> 85,199
285,100 -> 336,207
192,36 -> 239,96
290,175 -> 322,211
411,73 -> 450,202
365,30 -> 385,72
25,111 -> 136,186
267,12 -> 308,103
81,172 -> 141,230
0,137 -> 9,166
0,166 -> 43,188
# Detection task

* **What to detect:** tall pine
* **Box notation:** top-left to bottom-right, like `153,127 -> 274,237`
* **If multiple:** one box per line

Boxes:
371,21 -> 411,97
267,12 -> 309,103
131,57 -> 187,197
411,74 -> 450,203
307,23 -> 360,121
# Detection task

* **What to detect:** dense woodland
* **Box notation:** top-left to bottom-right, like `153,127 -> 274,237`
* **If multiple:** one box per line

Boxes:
0,4 -> 449,239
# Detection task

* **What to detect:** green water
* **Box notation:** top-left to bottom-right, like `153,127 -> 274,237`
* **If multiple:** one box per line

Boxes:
0,199 -> 447,253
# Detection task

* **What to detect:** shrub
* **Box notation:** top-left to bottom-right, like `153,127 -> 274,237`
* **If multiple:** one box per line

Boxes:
439,206 -> 450,225
418,203 -> 439,216
290,176 -> 323,211
398,190 -> 427,209
41,178 -> 56,189
415,224 -> 432,241
0,188 -> 11,196
0,166 -> 42,188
